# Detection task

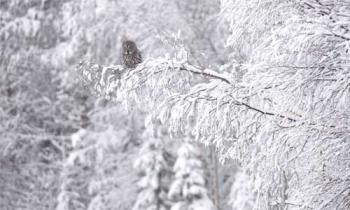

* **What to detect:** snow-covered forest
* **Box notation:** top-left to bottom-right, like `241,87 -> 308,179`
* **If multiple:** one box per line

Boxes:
0,0 -> 349,210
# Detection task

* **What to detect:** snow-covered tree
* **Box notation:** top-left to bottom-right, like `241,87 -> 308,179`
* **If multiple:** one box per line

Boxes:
229,170 -> 257,210
56,103 -> 144,210
168,141 -> 216,210
204,146 -> 235,210
0,1 -> 90,209
132,126 -> 172,210
76,0 -> 350,209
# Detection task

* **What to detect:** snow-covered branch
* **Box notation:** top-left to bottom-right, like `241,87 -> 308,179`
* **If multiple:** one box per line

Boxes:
76,59 -> 300,124
180,63 -> 231,84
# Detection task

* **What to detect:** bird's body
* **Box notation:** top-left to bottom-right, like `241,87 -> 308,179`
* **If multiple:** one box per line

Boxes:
122,40 -> 142,68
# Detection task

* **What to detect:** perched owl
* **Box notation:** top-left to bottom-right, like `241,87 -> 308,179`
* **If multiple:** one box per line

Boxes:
122,40 -> 142,68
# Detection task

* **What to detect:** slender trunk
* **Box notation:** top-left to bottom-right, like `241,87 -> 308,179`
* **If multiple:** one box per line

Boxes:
155,172 -> 161,210
211,146 -> 220,210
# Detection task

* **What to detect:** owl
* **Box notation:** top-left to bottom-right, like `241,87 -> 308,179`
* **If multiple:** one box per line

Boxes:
122,40 -> 142,68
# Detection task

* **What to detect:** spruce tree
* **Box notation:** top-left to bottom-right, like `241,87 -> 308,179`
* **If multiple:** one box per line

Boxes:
133,127 -> 172,210
168,142 -> 216,210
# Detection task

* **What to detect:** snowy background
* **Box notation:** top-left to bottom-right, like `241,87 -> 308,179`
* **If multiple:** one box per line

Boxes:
0,0 -> 349,210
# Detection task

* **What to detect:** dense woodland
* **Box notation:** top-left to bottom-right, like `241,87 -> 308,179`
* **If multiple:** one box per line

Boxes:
1,0 -> 349,210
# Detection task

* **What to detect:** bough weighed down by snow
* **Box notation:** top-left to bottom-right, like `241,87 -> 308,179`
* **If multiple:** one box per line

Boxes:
75,56 -> 347,159
76,58 -> 300,122
76,57 -> 344,133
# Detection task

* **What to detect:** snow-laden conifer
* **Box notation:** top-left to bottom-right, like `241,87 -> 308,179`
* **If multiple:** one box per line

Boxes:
168,142 -> 216,210
133,127 -> 172,210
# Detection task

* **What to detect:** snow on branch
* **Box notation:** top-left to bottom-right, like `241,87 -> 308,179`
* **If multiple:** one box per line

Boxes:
180,63 -> 231,84
75,58 -> 299,124
75,61 -> 123,100
75,54 -> 346,166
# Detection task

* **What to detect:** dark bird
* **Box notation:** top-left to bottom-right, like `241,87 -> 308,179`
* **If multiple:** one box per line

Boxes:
122,40 -> 142,68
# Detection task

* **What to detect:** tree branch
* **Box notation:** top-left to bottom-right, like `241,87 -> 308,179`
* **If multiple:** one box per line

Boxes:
76,60 -> 299,122
178,63 -> 298,122
180,63 -> 232,84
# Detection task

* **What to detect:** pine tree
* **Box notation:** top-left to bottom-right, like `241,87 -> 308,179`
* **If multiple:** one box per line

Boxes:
132,127 -> 172,210
168,142 -> 216,210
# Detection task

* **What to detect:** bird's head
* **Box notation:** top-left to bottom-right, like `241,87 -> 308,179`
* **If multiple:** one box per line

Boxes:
122,40 -> 137,55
